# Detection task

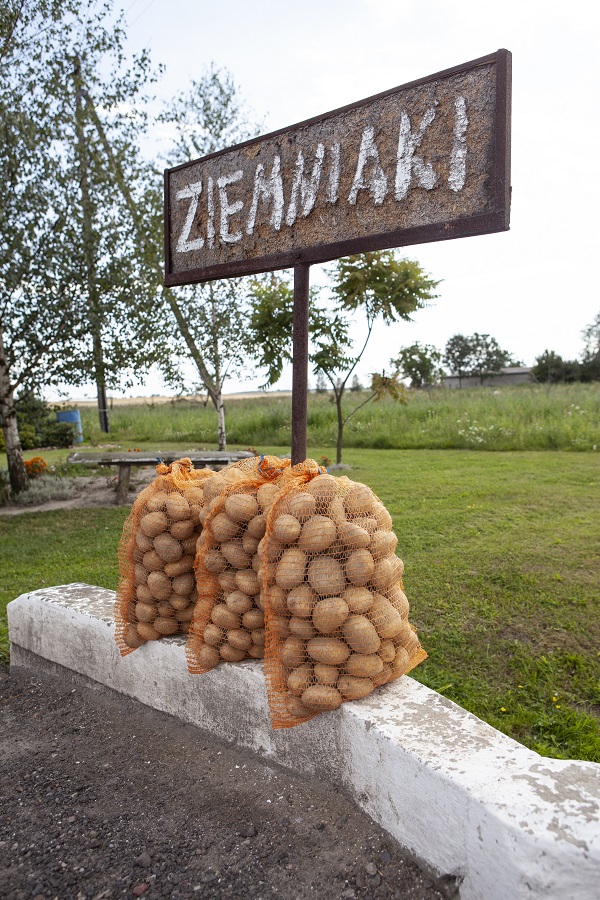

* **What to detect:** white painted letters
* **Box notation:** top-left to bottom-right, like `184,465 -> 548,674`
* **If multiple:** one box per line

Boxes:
218,170 -> 244,244
175,181 -> 204,252
246,156 -> 284,234
395,108 -> 438,200
285,144 -> 325,226
206,176 -> 216,248
348,127 -> 388,205
448,96 -> 468,192
326,143 -> 341,204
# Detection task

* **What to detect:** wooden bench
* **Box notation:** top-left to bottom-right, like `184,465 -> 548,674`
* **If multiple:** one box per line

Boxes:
67,450 -> 255,504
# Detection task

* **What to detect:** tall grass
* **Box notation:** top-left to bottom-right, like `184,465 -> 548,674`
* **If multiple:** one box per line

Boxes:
79,383 -> 600,452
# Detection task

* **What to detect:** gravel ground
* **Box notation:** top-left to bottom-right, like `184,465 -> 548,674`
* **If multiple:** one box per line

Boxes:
0,664 -> 459,900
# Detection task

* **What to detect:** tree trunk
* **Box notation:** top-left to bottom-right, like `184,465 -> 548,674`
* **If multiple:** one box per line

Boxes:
96,381 -> 109,433
0,328 -> 29,494
216,392 -> 226,451
335,389 -> 344,464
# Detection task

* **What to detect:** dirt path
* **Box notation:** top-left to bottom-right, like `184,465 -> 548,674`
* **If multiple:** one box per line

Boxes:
0,664 -> 456,900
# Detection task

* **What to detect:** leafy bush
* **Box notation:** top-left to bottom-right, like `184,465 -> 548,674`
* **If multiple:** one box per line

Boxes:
12,475 -> 78,506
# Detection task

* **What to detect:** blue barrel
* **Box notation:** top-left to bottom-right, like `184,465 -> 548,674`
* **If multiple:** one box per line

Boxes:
56,409 -> 84,443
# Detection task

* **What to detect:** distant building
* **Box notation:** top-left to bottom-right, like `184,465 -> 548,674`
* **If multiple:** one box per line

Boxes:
443,366 -> 534,389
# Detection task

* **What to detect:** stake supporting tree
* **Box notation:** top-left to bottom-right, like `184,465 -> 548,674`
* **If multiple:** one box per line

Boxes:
291,264 -> 310,465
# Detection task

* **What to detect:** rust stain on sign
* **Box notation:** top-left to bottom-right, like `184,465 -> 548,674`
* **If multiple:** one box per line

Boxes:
165,50 -> 511,286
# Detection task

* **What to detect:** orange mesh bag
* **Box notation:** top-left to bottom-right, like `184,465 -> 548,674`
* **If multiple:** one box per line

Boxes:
261,460 -> 427,729
186,455 -> 291,673
114,458 -> 214,655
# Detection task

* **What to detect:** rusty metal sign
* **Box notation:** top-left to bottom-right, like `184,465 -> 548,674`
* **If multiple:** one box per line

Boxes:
164,49 -> 511,287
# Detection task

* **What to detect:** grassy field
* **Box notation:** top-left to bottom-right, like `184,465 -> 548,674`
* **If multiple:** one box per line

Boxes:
1,447 -> 598,762
73,382 -> 600,452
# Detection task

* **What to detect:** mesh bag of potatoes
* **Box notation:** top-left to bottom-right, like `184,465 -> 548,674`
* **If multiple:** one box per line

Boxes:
261,461 -> 427,729
185,455 -> 291,673
114,458 -> 214,655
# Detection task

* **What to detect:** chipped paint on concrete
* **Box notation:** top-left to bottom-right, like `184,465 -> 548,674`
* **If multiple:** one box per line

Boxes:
7,585 -> 600,900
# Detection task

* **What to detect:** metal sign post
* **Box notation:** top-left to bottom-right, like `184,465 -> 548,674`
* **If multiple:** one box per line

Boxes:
164,49 -> 511,462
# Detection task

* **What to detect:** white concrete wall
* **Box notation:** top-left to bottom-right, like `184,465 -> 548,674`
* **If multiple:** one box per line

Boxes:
7,584 -> 600,900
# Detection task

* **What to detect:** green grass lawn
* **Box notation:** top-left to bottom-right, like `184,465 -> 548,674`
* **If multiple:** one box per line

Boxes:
1,448 -> 599,762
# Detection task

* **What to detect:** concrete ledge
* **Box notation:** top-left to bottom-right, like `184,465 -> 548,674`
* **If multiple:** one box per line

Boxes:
8,584 -> 600,900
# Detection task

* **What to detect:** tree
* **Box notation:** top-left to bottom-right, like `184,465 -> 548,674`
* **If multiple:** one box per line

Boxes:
581,312 -> 600,381
443,334 -> 474,387
393,342 -> 442,388
248,251 -> 438,463
350,374 -> 364,392
468,333 -> 515,384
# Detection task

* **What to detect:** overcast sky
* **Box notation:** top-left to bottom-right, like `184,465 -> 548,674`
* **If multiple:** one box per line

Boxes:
63,0 -> 600,399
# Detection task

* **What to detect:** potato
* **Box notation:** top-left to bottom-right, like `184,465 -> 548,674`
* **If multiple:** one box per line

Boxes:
287,492 -> 317,521
371,557 -> 396,591
154,616 -> 179,635
241,608 -> 264,630
338,522 -> 370,549
203,623 -> 225,647
312,597 -> 349,634
203,474 -> 226,503
298,515 -> 337,552
135,601 -> 157,623
164,493 -> 190,522
257,482 -> 279,511
184,485 -> 205,505
135,530 -> 154,553
189,504 -> 202,527
281,635 -> 306,669
342,615 -> 380,653
345,653 -> 384,678
304,473 -> 338,504
124,623 -> 146,648
211,513 -> 240,542
195,643 -> 220,669
387,585 -> 409,618
219,644 -> 246,662
182,535 -> 199,556
135,584 -> 154,603
265,538 -> 283,563
164,554 -> 194,578
225,590 -> 253,615
272,514 -> 302,544
246,514 -> 267,539
276,549 -> 307,590
314,663 -> 339,685
289,616 -> 316,640
306,637 -> 350,666
136,621 -> 160,641
170,519 -> 195,541
157,600 -> 175,617
211,604 -> 241,630
253,589 -> 264,611
393,646 -> 411,671
147,571 -> 172,601
227,629 -> 253,651
198,506 -> 210,526
145,490 -> 168,512
369,529 -> 398,559
248,644 -> 265,659
285,584 -> 312,618
352,516 -> 379,534
379,639 -> 396,663
242,533 -> 260,555
224,492 -> 259,524
154,532 -> 183,564
134,564 -> 149,585
178,621 -> 191,634
301,684 -> 343,711
252,553 -> 261,574
391,555 -> 405,580
126,605 -> 137,624
270,615 -> 291,641
169,593 -> 191,611
328,497 -> 346,526
218,570 -> 238,592
287,663 -> 313,696
343,484 -> 374,517
395,623 -> 419,655
369,594 -> 403,639
175,606 -> 194,622
338,674 -> 374,700
251,627 -> 265,647
345,549 -> 375,586
140,510 -> 168,538
307,557 -> 345,596
342,586 -> 374,614
286,696 -> 312,718
221,542 -> 252,570
203,549 -> 227,574
142,550 -> 164,572
172,572 -> 195,596
372,502 -> 393,530
372,663 -> 393,687
265,584 -> 287,615
236,568 -> 260,596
